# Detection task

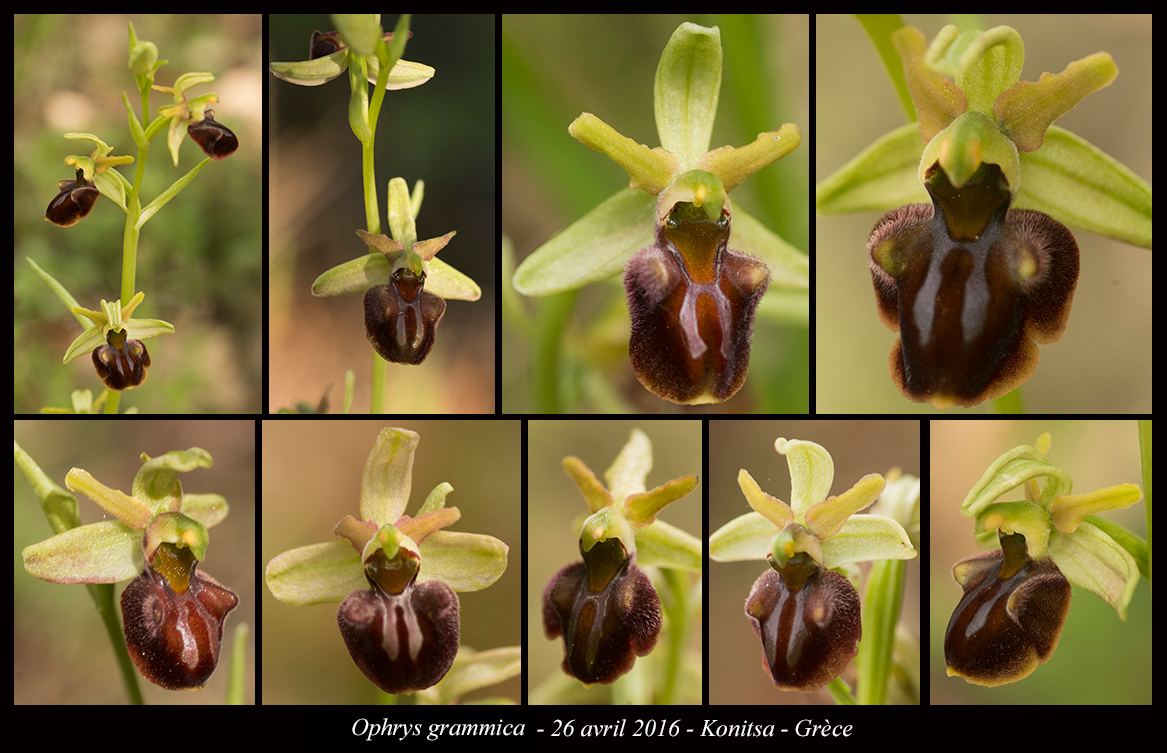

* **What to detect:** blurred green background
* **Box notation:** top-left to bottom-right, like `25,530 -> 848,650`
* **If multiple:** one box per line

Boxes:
503,15 -> 809,413
267,15 -> 496,413
930,420 -> 1151,704
261,420 -> 520,704
15,419 -> 256,704
14,14 -> 263,413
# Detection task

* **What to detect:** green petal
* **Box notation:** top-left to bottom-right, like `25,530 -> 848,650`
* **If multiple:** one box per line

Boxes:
66,469 -> 153,529
1048,522 -> 1138,620
737,468 -> 793,530
654,22 -> 722,168
709,510 -> 777,562
818,514 -> 916,569
270,50 -> 349,87
624,475 -> 698,528
635,518 -> 701,572
569,112 -> 677,194
512,187 -> 655,296
775,438 -> 835,521
22,520 -> 143,584
804,473 -> 886,539
359,427 -> 419,524
891,26 -> 966,143
604,428 -> 654,502
132,448 -> 214,516
417,530 -> 508,592
994,52 -> 1117,153
815,123 -> 928,215
1015,126 -> 1152,249
1048,483 -> 1142,534
699,124 -> 801,193
265,540 -> 364,606
561,457 -> 611,514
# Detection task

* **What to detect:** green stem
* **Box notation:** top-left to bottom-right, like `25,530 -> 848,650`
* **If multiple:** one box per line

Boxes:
1138,419 -> 1152,587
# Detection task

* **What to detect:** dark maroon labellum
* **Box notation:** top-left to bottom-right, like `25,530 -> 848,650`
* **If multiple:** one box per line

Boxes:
624,201 -> 770,404
745,559 -> 862,692
188,109 -> 238,160
363,269 -> 447,365
337,578 -> 459,694
945,531 -> 1071,686
542,538 -> 661,685
45,167 -> 100,227
92,329 -> 151,391
121,559 -> 238,691
309,29 -> 414,60
867,162 -> 1079,408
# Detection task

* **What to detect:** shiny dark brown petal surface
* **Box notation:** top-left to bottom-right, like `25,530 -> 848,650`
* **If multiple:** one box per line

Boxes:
45,168 -> 100,227
92,330 -> 151,391
188,110 -> 238,160
363,279 -> 446,365
867,162 -> 1078,408
542,541 -> 661,685
121,564 -> 238,690
624,202 -> 770,404
337,579 -> 459,694
745,567 -> 861,692
945,532 -> 1071,687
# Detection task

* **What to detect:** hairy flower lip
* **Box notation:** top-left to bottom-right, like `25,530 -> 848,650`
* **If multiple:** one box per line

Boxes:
121,559 -> 237,691
867,162 -> 1079,408
745,566 -> 861,692
945,532 -> 1071,687
624,201 -> 770,404
542,549 -> 661,686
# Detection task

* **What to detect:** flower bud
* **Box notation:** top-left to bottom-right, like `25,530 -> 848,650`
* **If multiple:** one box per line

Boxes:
542,537 -> 661,685
336,547 -> 459,694
945,531 -> 1071,686
745,546 -> 861,692
188,109 -> 238,160
121,542 -> 238,690
45,167 -> 100,227
624,200 -> 769,404
92,328 -> 151,391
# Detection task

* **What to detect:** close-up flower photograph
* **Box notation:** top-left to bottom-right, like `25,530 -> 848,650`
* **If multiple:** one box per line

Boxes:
528,420 -> 703,704
15,420 -> 255,704
709,420 -> 920,705
816,15 -> 1151,413
931,420 -> 1151,704
503,15 -> 809,413
262,421 -> 521,704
